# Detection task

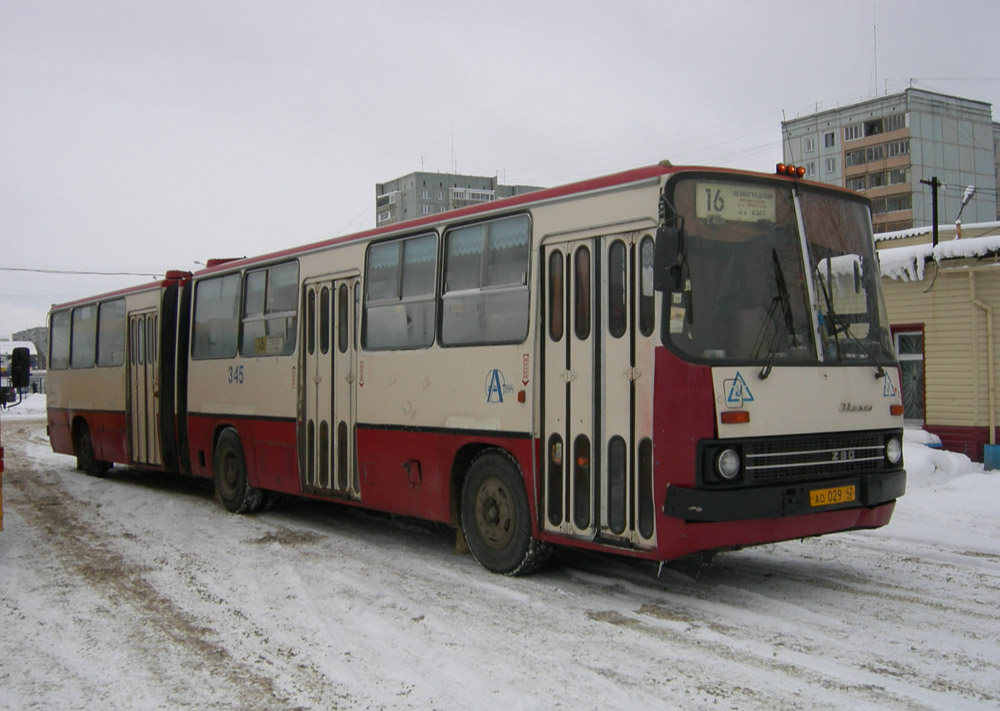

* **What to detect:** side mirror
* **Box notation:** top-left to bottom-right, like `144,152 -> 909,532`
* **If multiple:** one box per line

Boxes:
11,347 -> 30,389
654,226 -> 683,291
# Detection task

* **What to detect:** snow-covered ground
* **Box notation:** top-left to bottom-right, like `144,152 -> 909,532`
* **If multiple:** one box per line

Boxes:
1,394 -> 998,710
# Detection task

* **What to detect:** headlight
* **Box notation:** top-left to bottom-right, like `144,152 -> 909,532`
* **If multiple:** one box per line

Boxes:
885,436 -> 903,465
715,448 -> 741,480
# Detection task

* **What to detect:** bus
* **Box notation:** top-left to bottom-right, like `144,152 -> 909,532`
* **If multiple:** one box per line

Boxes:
46,162 -> 906,574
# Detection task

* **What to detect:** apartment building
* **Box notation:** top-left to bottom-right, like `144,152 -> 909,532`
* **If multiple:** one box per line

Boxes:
376,171 -> 542,226
782,88 -> 999,233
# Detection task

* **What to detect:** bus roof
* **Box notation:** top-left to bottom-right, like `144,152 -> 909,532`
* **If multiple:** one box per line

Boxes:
49,270 -> 191,312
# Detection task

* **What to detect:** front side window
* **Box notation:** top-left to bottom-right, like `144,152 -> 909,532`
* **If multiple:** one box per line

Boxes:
50,310 -> 71,370
192,273 -> 241,359
364,233 -> 436,350
241,262 -> 298,356
800,190 -> 894,363
442,214 -> 530,345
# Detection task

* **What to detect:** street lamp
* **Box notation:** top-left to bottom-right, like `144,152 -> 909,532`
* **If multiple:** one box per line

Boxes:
954,185 -> 976,239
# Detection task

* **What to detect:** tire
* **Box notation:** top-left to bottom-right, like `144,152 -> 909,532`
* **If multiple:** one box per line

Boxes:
213,428 -> 264,514
461,449 -> 550,575
75,422 -> 110,477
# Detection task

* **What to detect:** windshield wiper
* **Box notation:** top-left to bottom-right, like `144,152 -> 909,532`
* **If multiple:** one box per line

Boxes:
755,249 -> 798,380
816,270 -> 885,379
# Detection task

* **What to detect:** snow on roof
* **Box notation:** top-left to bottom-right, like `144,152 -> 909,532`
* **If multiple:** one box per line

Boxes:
878,233 -> 1000,281
874,220 -> 1000,243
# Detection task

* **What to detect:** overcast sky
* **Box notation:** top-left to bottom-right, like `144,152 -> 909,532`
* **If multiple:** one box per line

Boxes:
2,0 -> 999,338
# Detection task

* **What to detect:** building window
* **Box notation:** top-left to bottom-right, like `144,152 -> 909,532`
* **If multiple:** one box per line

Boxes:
825,157 -> 837,174
865,145 -> 885,162
845,149 -> 866,167
844,124 -> 863,141
421,205 -> 432,216
888,168 -> 909,185
824,132 -> 836,148
883,114 -> 906,132
806,161 -> 817,177
846,175 -> 867,191
871,194 -> 912,214
887,139 -> 909,157
894,329 -> 924,423
804,136 -> 815,153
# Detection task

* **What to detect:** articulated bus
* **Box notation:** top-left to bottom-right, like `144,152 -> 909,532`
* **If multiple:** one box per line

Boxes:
46,162 -> 906,574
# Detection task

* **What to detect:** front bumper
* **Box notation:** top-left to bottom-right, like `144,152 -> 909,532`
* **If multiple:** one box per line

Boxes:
663,469 -> 906,522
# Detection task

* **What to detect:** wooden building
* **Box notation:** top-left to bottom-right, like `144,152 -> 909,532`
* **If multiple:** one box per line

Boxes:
877,222 -> 1000,463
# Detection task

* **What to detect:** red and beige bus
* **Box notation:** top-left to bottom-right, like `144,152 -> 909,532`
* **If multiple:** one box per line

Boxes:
46,162 -> 906,574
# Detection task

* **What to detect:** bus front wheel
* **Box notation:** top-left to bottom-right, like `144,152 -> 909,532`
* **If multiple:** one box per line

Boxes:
75,422 -> 110,477
461,449 -> 550,575
213,428 -> 263,514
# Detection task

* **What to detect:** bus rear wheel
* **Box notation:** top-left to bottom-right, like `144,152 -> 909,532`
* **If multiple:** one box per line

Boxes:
213,428 -> 264,514
461,449 -> 550,575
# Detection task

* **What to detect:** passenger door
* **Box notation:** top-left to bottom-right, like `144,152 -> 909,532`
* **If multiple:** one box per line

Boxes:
302,276 -> 360,498
541,233 -> 657,546
127,310 -> 161,466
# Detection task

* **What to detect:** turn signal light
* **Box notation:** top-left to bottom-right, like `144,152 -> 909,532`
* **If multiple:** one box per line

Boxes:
776,163 -> 807,178
890,404 -> 904,416
721,411 -> 750,424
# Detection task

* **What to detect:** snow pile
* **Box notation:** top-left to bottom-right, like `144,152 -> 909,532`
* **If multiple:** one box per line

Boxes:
903,426 -> 942,447
0,392 -> 46,420
878,234 -> 1000,282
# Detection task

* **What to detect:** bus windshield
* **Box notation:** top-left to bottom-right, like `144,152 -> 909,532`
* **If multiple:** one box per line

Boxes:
662,176 -> 894,367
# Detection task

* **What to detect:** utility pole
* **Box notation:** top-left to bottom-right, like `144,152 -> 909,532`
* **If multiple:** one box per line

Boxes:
920,176 -> 941,247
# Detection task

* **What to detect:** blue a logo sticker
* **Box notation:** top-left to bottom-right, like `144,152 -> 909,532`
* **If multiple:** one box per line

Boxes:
485,369 -> 513,403
882,372 -> 899,398
724,372 -> 754,408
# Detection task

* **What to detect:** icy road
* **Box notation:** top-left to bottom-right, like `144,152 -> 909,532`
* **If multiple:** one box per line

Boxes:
2,415 -> 998,710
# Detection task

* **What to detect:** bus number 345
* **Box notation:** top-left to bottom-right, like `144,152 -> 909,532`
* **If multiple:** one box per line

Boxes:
228,365 -> 244,385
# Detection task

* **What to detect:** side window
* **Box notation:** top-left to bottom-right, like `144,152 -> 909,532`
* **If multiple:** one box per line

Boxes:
241,262 -> 298,357
97,299 -> 126,367
50,310 -> 71,370
608,240 -> 627,338
639,236 -> 655,337
71,304 -> 98,368
364,233 -> 436,350
441,214 -> 530,346
192,273 -> 241,359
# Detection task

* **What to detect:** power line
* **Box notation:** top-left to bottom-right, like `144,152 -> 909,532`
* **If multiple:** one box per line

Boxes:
0,267 -> 161,278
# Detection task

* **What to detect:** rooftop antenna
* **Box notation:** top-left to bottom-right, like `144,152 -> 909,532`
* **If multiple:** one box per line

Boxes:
781,109 -> 796,163
873,10 -> 878,96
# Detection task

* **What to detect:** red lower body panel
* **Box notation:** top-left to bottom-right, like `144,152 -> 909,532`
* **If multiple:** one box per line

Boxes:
47,408 -> 128,465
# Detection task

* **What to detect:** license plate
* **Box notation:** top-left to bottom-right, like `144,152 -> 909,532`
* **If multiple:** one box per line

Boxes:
809,485 -> 856,507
